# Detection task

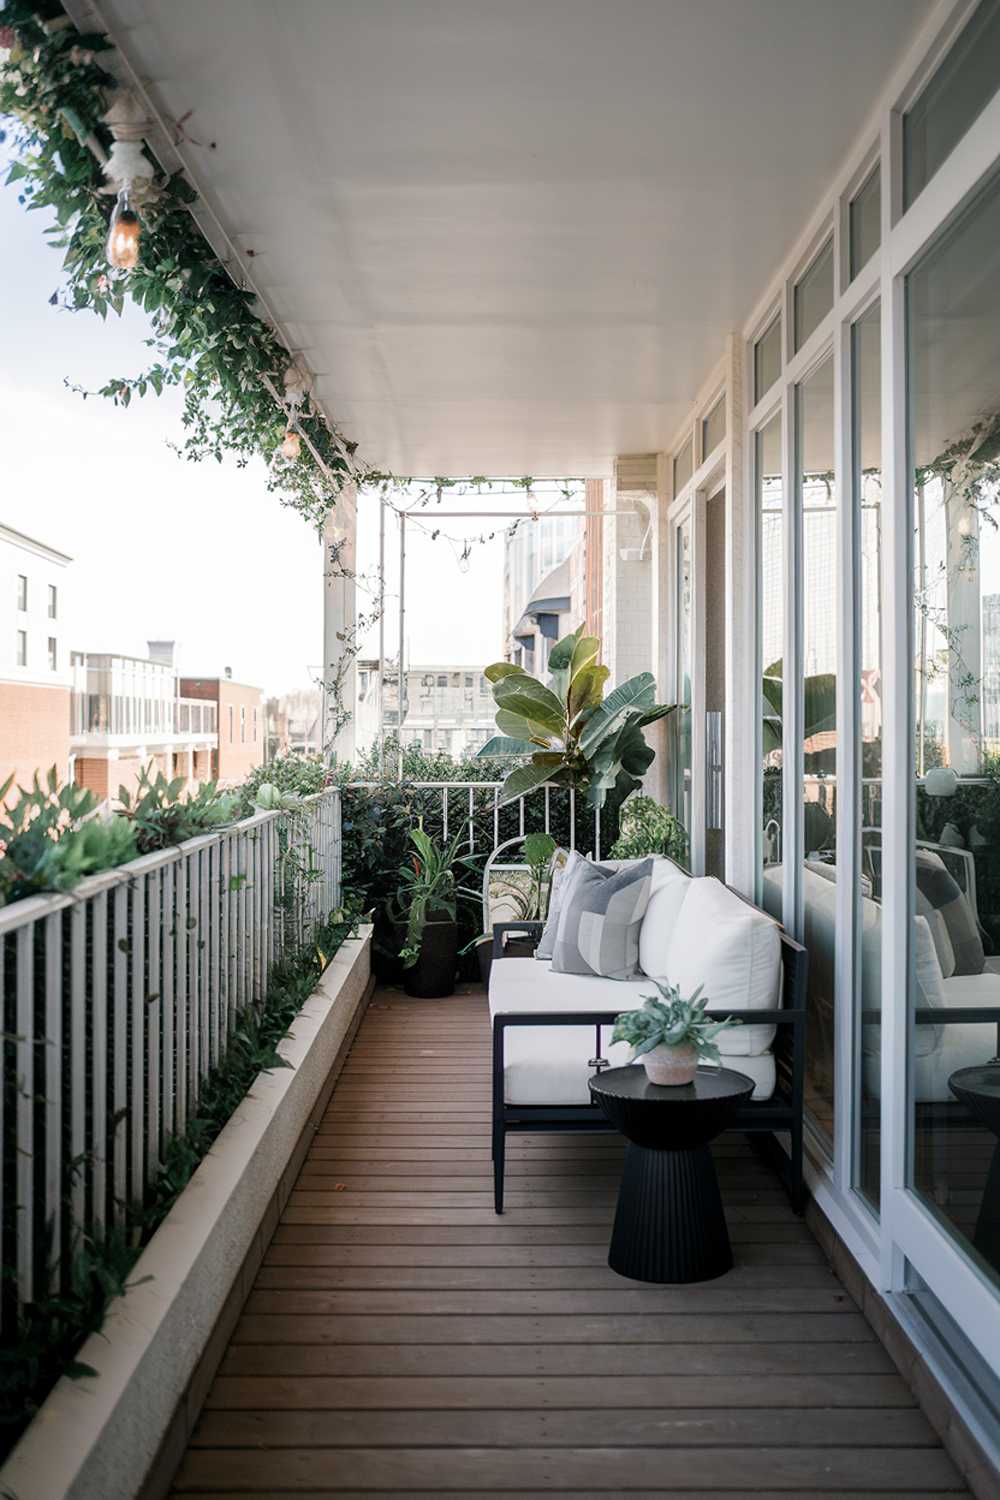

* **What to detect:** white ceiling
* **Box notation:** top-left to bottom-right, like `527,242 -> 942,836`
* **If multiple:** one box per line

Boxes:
96,0 -> 931,477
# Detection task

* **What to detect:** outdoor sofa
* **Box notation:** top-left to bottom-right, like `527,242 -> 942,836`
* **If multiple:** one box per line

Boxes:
488,856 -> 808,1214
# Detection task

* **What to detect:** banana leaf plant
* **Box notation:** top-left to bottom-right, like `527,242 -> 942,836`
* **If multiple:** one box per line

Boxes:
475,625 -> 675,820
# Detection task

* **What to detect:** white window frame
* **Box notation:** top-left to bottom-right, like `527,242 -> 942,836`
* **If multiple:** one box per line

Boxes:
738,0 -> 1000,1372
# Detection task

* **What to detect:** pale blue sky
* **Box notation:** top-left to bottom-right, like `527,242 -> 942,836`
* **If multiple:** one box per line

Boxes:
0,144 -> 508,692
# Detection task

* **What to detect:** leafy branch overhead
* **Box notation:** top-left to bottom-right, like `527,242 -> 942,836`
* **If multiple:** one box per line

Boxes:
0,0 -> 360,529
476,625 -> 675,819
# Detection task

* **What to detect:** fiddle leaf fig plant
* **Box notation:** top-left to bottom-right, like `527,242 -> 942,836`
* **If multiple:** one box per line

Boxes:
476,625 -> 675,819
612,980 -> 741,1064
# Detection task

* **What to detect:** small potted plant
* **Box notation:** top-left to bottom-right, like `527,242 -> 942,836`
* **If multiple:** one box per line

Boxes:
388,824 -> 478,998
611,980 -> 741,1085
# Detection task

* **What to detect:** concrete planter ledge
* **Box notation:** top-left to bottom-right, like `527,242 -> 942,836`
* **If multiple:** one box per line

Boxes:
0,926 -> 373,1500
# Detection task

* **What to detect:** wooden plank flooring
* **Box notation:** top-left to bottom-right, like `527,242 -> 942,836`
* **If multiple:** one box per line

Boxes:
171,987 -> 967,1495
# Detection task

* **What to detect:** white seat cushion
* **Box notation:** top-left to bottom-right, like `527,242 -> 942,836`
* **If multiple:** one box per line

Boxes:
661,878 -> 781,1056
489,957 -> 776,1104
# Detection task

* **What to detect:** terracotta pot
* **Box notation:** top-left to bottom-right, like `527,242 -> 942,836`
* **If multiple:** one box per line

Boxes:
641,1041 -> 698,1086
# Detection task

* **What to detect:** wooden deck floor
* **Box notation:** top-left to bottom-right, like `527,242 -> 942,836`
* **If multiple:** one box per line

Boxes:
171,986 -> 968,1496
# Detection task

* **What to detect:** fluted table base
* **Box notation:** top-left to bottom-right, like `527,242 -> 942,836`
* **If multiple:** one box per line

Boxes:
609,1140 -> 732,1283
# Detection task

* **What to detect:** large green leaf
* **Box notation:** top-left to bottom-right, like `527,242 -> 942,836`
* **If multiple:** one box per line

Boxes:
485,661 -> 526,683
547,626 -> 583,672
494,676 -> 567,735
569,662 -> 610,721
476,735 -> 536,758
496,707 -> 553,745
569,634 -> 600,683
498,759 -> 556,805
578,672 -> 658,755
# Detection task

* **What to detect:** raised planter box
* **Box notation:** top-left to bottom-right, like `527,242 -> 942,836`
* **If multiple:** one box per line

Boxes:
0,926 -> 373,1500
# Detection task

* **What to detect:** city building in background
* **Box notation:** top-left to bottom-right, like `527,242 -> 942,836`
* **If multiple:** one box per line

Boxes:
355,659 -> 496,759
0,523 -> 73,802
71,642 -> 217,801
180,665 -> 264,784
501,511 -> 581,672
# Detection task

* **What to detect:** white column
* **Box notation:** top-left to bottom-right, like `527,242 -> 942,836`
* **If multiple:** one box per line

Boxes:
722,332 -> 756,896
649,452 -> 673,805
322,483 -> 358,766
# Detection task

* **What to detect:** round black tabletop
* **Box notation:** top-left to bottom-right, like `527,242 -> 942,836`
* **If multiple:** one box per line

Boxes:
949,1065 -> 1000,1132
589,1064 -> 755,1151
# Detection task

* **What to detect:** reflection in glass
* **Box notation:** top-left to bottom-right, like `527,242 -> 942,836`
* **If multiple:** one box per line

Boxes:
799,356 -> 837,1152
908,173 -> 1000,1291
794,240 -> 834,352
754,317 -> 781,405
703,395 -> 726,456
849,166 -> 881,281
903,0 -> 1000,210
672,517 -> 693,862
854,303 -> 882,1213
674,438 -> 694,495
758,412 -> 783,918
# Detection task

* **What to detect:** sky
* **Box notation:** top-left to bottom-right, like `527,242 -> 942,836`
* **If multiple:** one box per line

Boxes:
0,142 -> 517,696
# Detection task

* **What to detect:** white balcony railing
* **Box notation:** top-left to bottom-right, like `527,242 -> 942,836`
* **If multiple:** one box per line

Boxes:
345,780 -> 606,859
0,789 -> 341,1328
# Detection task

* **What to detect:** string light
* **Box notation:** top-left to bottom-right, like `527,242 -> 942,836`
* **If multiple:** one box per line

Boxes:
107,191 -> 140,270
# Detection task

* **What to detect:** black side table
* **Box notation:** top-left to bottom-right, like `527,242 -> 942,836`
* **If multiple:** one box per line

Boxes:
589,1064 -> 755,1284
948,1064 -> 1000,1270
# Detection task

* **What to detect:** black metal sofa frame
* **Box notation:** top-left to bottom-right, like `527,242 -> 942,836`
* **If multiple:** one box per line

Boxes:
491,917 -> 809,1216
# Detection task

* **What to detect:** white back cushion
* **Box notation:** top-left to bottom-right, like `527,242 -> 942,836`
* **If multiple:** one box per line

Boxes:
638,862 -> 693,979
663,877 -> 781,1055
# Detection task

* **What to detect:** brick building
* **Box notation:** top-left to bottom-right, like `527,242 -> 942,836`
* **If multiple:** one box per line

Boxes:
180,673 -> 264,784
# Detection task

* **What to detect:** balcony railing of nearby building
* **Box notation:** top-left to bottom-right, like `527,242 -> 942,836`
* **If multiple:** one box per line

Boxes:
0,789 -> 341,1328
176,697 -> 218,736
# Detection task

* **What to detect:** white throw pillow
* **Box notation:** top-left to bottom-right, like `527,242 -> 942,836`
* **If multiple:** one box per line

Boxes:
638,862 -> 693,978
663,877 -> 781,1056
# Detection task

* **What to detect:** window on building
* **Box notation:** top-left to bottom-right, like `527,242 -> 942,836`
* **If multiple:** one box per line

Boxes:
673,436 -> 694,495
479,675 -> 489,694
464,674 -> 473,687
228,705 -> 234,742
253,706 -> 258,741
702,394 -> 726,456
907,169 -> 1000,1289
903,0 -> 1000,210
240,705 -> 246,742
48,637 -> 57,671
436,674 -> 447,687
793,238 -> 834,351
16,574 -> 27,612
16,629 -> 27,666
754,315 -> 781,404
849,164 -> 881,280
47,583 -> 57,619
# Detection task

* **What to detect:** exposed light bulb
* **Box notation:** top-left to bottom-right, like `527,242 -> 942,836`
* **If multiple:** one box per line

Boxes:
107,195 -> 140,270
957,509 -> 974,537
281,428 -> 301,460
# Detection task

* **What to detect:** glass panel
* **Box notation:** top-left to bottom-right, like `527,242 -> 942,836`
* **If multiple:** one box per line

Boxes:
799,354 -> 837,1153
853,302 -> 883,1213
794,240 -> 834,352
758,412 -> 784,918
849,166 -> 881,281
754,316 -> 781,405
903,0 -> 1000,210
673,437 -> 694,495
702,395 -> 726,456
672,516 -> 693,860
908,172 -> 1000,1291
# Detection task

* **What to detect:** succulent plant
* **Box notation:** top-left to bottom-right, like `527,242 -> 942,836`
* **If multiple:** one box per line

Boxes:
612,980 -> 740,1064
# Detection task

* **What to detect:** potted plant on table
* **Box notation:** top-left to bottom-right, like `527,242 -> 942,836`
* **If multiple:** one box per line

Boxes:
388,824 -> 478,998
612,980 -> 741,1086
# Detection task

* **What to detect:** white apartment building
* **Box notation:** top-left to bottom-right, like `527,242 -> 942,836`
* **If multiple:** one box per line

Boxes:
0,523 -> 73,798
355,659 -> 496,759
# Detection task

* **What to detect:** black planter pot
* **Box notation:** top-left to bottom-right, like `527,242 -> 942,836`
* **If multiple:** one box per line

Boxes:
401,919 -> 458,998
